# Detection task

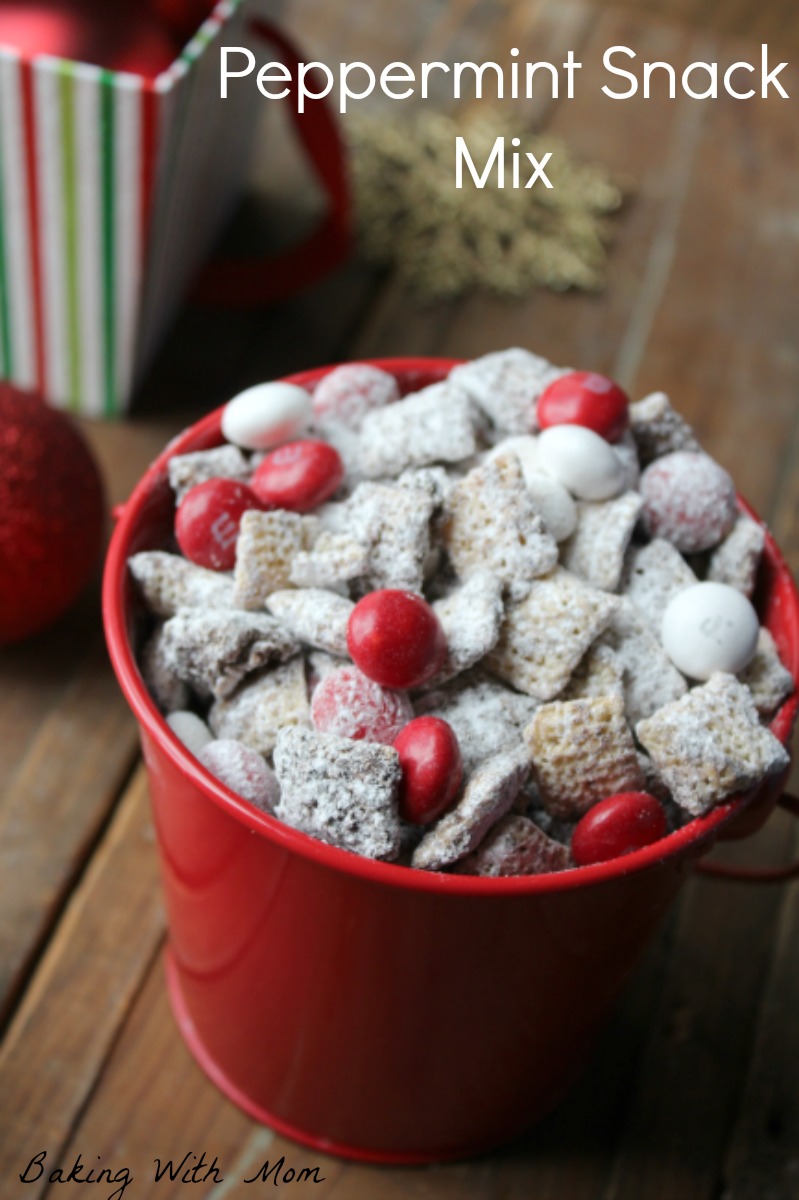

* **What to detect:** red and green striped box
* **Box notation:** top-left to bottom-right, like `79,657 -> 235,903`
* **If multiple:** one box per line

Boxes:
0,0 -> 256,416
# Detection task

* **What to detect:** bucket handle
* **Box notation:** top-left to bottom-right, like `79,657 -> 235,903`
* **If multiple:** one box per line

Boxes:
190,17 -> 352,307
695,793 -> 799,883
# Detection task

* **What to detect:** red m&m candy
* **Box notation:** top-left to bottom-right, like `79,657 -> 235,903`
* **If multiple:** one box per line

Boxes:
538,371 -> 630,443
251,439 -> 344,512
571,792 -> 667,867
347,589 -> 447,690
175,478 -> 263,571
393,716 -> 463,825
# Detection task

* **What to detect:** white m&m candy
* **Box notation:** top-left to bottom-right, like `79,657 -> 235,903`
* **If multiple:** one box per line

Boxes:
222,381 -> 312,450
166,710 -> 214,756
661,582 -> 759,680
535,425 -> 625,501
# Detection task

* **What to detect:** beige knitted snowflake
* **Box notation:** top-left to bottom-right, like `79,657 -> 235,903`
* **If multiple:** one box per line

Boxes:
349,109 -> 628,301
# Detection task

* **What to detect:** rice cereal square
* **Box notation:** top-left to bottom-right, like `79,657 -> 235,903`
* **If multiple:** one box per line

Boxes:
357,382 -> 477,478
233,510 -> 319,609
635,672 -> 790,816
561,492 -> 643,592
486,567 -> 618,700
442,453 -> 558,596
412,745 -> 532,871
524,695 -> 645,819
450,347 -> 567,435
208,657 -> 310,756
274,726 -> 402,859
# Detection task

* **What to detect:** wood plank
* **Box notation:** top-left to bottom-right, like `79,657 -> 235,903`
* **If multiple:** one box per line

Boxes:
0,769 -> 164,1195
722,809 -> 799,1199
45,957 -> 350,1200
601,824 -> 798,1200
0,638 -> 140,1024
0,416 -> 189,1025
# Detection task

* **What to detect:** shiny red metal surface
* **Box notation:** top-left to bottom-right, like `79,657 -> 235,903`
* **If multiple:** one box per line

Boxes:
102,359 -> 799,1162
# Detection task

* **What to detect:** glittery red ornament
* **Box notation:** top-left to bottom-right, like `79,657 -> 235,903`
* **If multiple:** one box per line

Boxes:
0,386 -> 105,644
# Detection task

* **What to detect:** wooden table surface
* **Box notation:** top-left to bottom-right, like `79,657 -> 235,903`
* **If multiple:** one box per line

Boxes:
2,2 -> 798,1197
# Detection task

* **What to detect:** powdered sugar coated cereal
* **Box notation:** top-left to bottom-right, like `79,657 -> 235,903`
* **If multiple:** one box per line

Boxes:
450,347 -> 565,434
208,658 -> 310,756
636,672 -> 789,816
129,551 -> 236,617
357,381 -> 477,478
458,814 -> 571,876
486,439 -> 578,541
412,745 -> 532,871
274,726 -> 403,859
629,391 -> 701,466
127,350 -> 797,879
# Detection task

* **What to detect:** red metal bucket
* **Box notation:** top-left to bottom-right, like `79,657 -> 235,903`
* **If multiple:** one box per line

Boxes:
102,359 -> 799,1163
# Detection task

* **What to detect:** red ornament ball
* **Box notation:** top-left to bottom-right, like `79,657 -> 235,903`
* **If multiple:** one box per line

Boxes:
571,792 -> 667,867
347,589 -> 447,690
251,439 -> 344,513
0,386 -> 105,644
538,371 -> 630,443
175,477 -> 263,571
393,716 -> 463,825
310,664 -> 412,744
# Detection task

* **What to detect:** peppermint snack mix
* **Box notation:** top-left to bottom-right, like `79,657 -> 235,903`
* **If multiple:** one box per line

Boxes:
128,350 -> 794,877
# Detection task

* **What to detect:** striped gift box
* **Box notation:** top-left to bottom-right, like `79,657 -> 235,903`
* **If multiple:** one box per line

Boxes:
0,0 -> 257,416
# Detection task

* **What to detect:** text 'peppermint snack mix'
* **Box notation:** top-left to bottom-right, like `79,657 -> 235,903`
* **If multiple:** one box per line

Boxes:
128,351 -> 794,876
